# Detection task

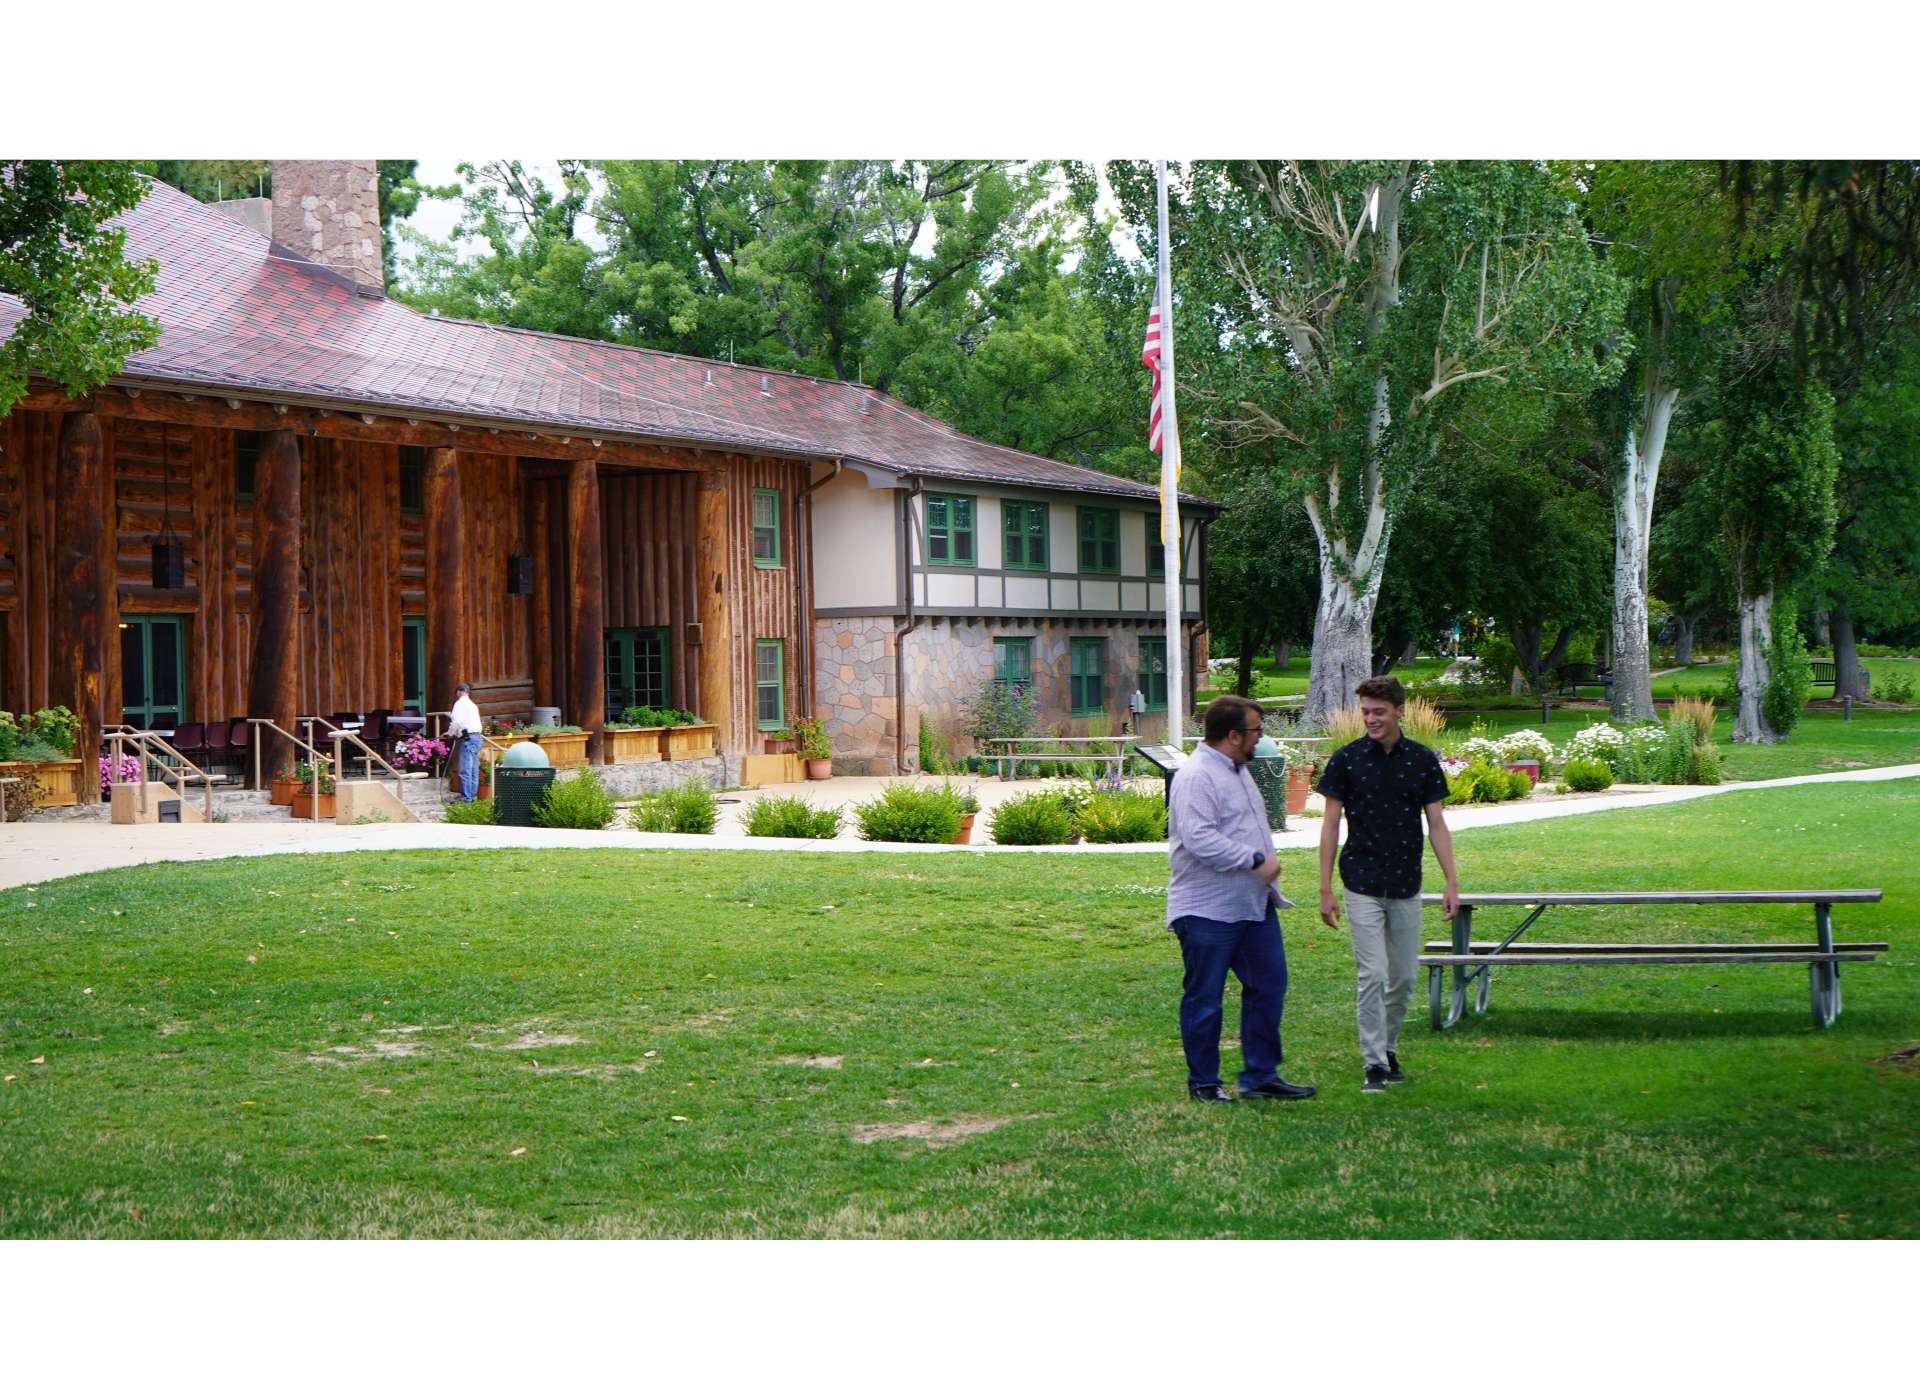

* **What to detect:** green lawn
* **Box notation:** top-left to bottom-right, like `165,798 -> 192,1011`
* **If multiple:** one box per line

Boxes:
2,781 -> 1915,1238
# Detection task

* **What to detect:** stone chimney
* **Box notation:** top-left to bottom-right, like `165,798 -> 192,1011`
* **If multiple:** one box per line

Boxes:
270,160 -> 384,295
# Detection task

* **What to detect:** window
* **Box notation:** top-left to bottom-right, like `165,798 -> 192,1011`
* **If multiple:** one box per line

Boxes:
1078,507 -> 1119,574
1003,500 -> 1049,571
993,636 -> 1032,686
925,493 -> 975,566
402,617 -> 425,714
1140,637 -> 1168,712
752,489 -> 782,567
605,628 -> 670,719
119,615 -> 186,730
755,639 -> 785,730
1147,514 -> 1166,578
234,431 -> 263,503
399,446 -> 425,515
1070,637 -> 1106,716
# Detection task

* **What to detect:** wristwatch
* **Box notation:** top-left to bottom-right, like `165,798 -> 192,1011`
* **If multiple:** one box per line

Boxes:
1248,850 -> 1264,870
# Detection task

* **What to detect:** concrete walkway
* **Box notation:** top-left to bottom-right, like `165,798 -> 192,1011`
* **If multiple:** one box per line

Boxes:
2,764 -> 1916,892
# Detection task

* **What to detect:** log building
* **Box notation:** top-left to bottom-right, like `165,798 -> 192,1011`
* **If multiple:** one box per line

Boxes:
0,162 -> 1213,789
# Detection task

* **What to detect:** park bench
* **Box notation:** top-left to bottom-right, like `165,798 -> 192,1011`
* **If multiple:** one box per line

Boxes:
1810,660 -> 1838,694
980,735 -> 1136,781
1550,661 -> 1613,698
1418,889 -> 1885,1031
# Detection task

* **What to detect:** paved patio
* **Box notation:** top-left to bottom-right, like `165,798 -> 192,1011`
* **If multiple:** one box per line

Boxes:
1,764 -> 1915,892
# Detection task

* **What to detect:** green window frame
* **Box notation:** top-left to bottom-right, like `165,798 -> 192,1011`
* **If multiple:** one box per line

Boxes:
1070,636 -> 1106,717
605,627 -> 671,720
1077,507 -> 1119,575
402,617 -> 425,714
755,638 -> 785,730
1140,637 -> 1168,712
1002,499 -> 1049,571
234,431 -> 263,504
399,446 -> 425,515
751,489 -> 783,568
119,614 -> 187,730
925,493 -> 976,566
1147,514 -> 1166,578
993,636 -> 1033,686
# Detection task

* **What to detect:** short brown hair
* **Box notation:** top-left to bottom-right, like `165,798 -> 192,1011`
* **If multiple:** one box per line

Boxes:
1354,675 -> 1406,707
1202,695 -> 1265,744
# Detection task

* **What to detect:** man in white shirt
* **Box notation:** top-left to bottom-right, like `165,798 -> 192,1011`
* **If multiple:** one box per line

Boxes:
448,682 -> 484,801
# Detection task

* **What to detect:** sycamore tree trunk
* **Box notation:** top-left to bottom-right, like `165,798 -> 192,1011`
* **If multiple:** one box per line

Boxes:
1733,587 -> 1780,743
1674,611 -> 1699,666
1236,636 -> 1256,702
1611,395 -> 1676,722
1274,637 -> 1292,672
1305,554 -> 1384,723
1831,601 -> 1868,700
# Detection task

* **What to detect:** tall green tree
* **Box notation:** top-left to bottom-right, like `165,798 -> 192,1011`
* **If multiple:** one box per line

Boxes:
1117,160 -> 1626,724
0,160 -> 159,416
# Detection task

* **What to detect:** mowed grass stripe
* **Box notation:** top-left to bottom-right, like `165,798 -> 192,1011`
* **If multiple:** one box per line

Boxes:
1,781 -> 1915,1238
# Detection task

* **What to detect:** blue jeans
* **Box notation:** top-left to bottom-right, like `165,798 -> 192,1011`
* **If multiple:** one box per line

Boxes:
1173,908 -> 1288,1092
456,732 -> 483,801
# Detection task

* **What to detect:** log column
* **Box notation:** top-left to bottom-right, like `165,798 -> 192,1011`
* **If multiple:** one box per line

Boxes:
696,467 -> 734,758
51,412 -> 110,787
567,458 -> 606,761
246,429 -> 302,781
424,447 -> 466,721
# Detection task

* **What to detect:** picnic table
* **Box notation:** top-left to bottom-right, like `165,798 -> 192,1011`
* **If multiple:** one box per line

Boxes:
1418,890 -> 1886,1031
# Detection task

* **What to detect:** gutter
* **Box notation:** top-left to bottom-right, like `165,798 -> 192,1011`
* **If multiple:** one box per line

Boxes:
795,459 -> 844,720
894,476 -> 925,775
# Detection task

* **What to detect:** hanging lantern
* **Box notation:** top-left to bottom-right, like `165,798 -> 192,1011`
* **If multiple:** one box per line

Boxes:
151,425 -> 187,589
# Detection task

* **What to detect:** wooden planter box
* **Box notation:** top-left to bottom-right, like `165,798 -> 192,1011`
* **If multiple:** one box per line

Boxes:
271,776 -> 296,805
764,736 -> 797,755
604,727 -> 664,764
292,790 -> 336,820
0,758 -> 83,807
662,724 -> 717,761
531,731 -> 589,768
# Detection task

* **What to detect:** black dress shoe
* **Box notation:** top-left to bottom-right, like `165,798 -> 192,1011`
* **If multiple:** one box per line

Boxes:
1240,1077 -> 1316,1100
1188,1084 -> 1233,1103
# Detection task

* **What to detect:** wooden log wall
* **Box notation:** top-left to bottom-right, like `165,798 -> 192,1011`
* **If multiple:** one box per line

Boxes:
459,451 -> 530,711
600,471 -> 699,713
725,454 -> 809,752
0,410 -> 62,713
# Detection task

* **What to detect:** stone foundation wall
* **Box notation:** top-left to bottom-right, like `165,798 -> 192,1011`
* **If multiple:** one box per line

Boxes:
813,616 -> 899,775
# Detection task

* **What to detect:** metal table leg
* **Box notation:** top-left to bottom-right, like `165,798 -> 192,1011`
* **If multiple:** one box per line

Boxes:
1810,901 -> 1840,1028
1433,905 -> 1471,1029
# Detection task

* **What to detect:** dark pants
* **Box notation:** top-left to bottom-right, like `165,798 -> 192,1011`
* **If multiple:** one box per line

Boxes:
1173,908 -> 1288,1092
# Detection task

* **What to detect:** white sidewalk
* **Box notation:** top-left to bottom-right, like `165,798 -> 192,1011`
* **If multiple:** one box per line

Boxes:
1,764 -> 1916,891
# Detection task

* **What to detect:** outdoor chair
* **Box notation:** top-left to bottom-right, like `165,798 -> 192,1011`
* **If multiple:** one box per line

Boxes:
171,722 -> 207,768
361,710 -> 390,759
202,718 -> 231,771
226,718 -> 251,774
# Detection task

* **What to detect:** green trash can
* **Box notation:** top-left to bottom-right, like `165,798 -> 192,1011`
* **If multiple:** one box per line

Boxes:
493,740 -> 555,826
1247,737 -> 1289,833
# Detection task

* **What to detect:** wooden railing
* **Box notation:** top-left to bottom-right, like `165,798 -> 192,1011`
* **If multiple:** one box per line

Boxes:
103,725 -> 219,822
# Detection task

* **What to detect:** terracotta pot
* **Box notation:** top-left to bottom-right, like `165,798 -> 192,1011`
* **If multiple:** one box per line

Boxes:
952,810 -> 977,844
270,777 -> 295,805
805,757 -> 832,780
292,791 -> 336,820
1284,764 -> 1314,817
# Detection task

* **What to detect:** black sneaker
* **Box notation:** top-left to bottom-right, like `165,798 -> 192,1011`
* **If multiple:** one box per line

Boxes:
1385,1052 -> 1406,1084
1240,1076 -> 1316,1100
1362,1064 -> 1390,1093
1189,1084 -> 1233,1103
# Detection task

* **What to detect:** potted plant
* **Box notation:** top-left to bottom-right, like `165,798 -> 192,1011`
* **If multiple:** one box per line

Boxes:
0,707 -> 83,807
270,762 -> 298,805
764,727 -> 797,755
604,706 -> 667,764
659,710 -> 717,761
948,783 -> 981,844
100,750 -> 144,801
794,716 -> 832,779
1279,747 -> 1316,817
292,758 -> 336,819
393,732 -> 448,777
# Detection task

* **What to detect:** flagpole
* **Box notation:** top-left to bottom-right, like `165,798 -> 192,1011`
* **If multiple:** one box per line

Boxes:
1156,160 -> 1185,748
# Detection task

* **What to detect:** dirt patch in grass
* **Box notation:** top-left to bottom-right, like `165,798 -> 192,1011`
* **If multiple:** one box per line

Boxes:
466,1027 -> 585,1051
308,1039 -> 426,1063
850,1115 -> 1016,1146
778,1055 -> 843,1069
1872,1045 -> 1920,1072
528,1063 -> 649,1080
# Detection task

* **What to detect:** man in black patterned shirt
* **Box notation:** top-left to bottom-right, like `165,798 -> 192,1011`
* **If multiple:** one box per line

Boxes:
1316,675 -> 1460,1094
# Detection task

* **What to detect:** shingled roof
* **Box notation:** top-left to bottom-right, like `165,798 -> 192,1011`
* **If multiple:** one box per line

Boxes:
1,178 -> 1211,509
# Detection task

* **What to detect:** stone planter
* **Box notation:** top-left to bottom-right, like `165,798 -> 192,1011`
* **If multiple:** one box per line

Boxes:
1,758 -> 83,807
292,790 -> 336,820
270,776 -> 296,805
805,757 -> 832,780
662,724 -> 717,761
953,810 -> 977,845
604,727 -> 664,764
530,731 -> 589,768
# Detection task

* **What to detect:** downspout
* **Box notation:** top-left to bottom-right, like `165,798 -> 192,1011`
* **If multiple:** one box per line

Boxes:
795,459 -> 843,721
894,476 -> 925,775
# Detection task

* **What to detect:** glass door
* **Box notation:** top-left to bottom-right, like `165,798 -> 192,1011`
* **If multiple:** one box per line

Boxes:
120,615 -> 186,730
604,627 -> 670,720
402,617 -> 425,713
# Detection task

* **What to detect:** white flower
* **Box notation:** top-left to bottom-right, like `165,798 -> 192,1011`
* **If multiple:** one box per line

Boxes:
1496,729 -> 1555,764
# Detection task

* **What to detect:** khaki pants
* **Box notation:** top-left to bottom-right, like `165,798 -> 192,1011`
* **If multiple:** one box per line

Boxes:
1346,891 -> 1422,1068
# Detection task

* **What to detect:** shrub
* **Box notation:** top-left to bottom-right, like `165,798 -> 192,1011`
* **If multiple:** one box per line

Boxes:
1401,696 -> 1447,748
1453,736 -> 1505,768
962,678 -> 1037,742
1563,758 -> 1615,792
12,735 -> 70,764
916,713 -> 950,774
1762,612 -> 1813,736
26,706 -> 78,758
0,712 -> 19,761
1668,695 -> 1717,744
443,796 -> 496,824
532,769 -> 616,830
1500,766 -> 1534,800
742,794 -> 842,839
851,782 -> 964,843
1076,789 -> 1167,843
1563,722 -> 1626,769
1324,706 -> 1366,748
1872,674 -> 1916,703
988,790 -> 1075,845
627,781 -> 719,834
1443,760 -> 1505,806
791,716 -> 831,762
3,772 -> 42,821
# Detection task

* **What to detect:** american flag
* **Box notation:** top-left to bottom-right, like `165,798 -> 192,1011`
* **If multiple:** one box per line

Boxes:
1141,295 -> 1166,454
